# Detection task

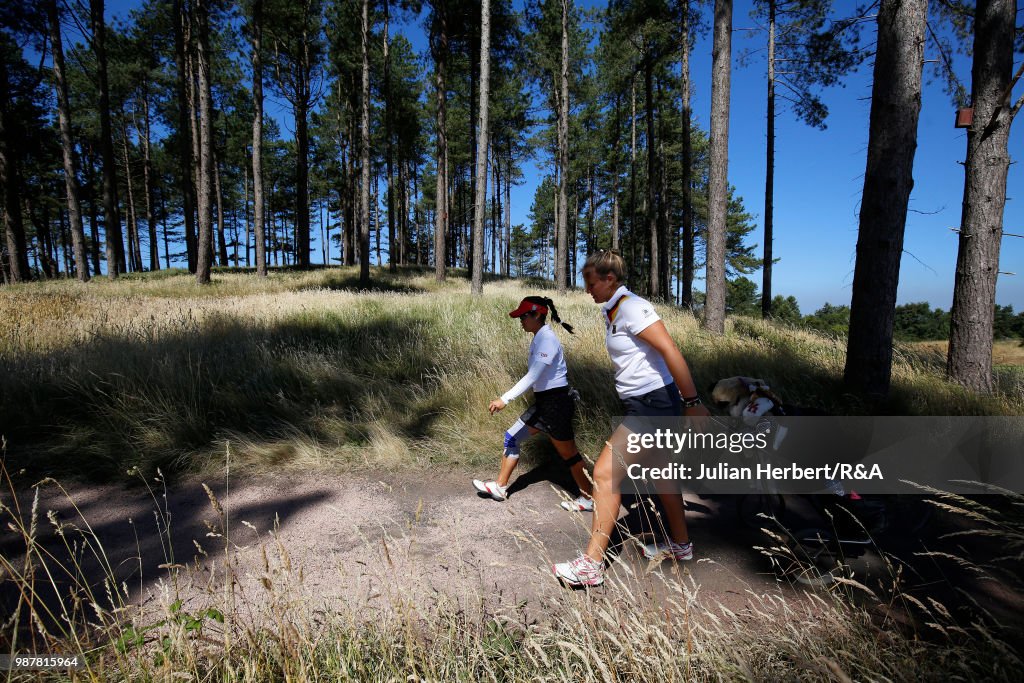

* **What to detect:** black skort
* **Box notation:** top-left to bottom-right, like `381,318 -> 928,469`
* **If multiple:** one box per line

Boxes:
520,385 -> 577,441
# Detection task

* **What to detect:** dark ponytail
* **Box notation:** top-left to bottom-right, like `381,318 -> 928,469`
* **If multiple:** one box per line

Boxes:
524,295 -> 574,334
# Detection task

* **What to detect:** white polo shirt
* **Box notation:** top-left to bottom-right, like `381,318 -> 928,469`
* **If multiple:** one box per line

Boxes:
602,286 -> 673,398
500,324 -> 568,404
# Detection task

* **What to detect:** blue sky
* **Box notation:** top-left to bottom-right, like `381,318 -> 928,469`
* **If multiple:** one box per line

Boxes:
100,0 -> 1022,314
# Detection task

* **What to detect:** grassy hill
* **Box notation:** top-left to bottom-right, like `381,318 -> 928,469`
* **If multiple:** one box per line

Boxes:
2,266 -> 1020,480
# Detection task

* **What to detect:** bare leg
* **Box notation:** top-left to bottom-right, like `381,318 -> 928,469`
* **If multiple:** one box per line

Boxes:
582,427 -> 689,562
655,491 -> 689,544
549,437 -> 593,498
584,435 -> 624,563
495,455 -> 518,488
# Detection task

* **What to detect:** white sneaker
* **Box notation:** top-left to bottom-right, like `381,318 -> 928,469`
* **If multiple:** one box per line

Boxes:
560,495 -> 594,512
472,479 -> 507,501
552,554 -> 604,587
640,540 -> 693,561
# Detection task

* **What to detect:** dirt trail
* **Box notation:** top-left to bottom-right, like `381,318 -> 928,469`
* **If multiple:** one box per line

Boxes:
5,466 -> 795,620
7,464 -> 1018,635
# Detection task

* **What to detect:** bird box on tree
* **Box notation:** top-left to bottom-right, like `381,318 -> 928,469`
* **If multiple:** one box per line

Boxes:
955,107 -> 974,128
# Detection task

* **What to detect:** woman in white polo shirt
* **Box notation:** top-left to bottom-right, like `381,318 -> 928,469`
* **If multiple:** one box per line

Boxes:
472,296 -> 595,511
553,250 -> 710,587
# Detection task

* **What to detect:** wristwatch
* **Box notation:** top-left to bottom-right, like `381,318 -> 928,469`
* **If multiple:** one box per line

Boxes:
682,395 -> 702,409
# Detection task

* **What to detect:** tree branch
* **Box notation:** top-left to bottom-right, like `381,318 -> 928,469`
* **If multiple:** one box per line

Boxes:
998,60 -> 1023,120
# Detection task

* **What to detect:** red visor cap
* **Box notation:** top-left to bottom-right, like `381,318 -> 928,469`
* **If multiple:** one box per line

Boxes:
508,300 -> 548,318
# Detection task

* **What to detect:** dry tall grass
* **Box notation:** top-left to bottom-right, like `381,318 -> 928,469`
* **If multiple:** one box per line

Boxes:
2,267 -> 1020,481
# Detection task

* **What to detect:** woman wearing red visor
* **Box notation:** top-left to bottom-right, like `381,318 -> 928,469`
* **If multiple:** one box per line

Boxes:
472,296 -> 595,511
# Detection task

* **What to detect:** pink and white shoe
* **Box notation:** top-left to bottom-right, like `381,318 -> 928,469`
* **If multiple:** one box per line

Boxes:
640,540 -> 693,561
553,554 -> 604,587
559,495 -> 594,512
472,479 -> 508,501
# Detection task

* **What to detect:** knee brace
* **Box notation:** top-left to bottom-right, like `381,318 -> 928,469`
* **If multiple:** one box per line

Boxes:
562,453 -> 583,467
503,418 -> 530,459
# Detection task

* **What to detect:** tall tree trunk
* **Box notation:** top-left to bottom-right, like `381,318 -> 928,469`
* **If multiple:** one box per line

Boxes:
251,0 -> 267,277
680,0 -> 693,308
432,2 -> 448,282
471,0 -> 491,295
215,154 -> 227,266
85,148 -> 101,273
447,155 -> 453,267
194,0 -> 215,284
296,94 -> 310,268
703,0 -> 732,334
456,168 -> 464,267
396,161 -> 405,265
60,206 -> 72,274
232,203 -> 239,266
187,19 -> 202,258
629,76 -> 637,288
658,131 -> 670,302
383,0 -> 397,272
121,119 -> 142,271
413,161 -> 421,265
161,188 -> 171,268
761,0 -> 776,317
610,94 -> 620,252
611,176 -> 620,252
244,157 -> 251,268
504,152 -> 511,276
570,193 -> 577,278
843,0 -> 927,398
47,0 -> 89,281
359,0 -> 371,285
491,148 -> 499,274
319,196 -> 326,264
405,161 -> 412,266
141,93 -> 159,271
467,40 -> 477,276
645,57 -> 660,299
40,201 -> 57,276
555,0 -> 570,293
946,0 -> 1016,393
552,167 -> 558,280
174,0 -> 197,272
343,123 -> 355,266
293,0 -> 313,272
373,164 -> 381,265
271,195 -> 278,266
26,196 -> 54,277
92,0 -> 125,278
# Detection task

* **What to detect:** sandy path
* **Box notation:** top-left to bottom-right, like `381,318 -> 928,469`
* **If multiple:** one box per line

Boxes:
3,465 -> 793,626
15,463 -> 1021,644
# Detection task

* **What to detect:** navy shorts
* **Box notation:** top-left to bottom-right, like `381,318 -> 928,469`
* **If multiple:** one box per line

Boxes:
620,382 -> 682,417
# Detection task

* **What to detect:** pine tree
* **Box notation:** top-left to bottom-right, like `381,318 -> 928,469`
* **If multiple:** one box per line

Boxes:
46,0 -> 89,280
843,0 -> 927,398
703,0 -> 732,334
947,0 -> 1020,392
470,0 -> 491,294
